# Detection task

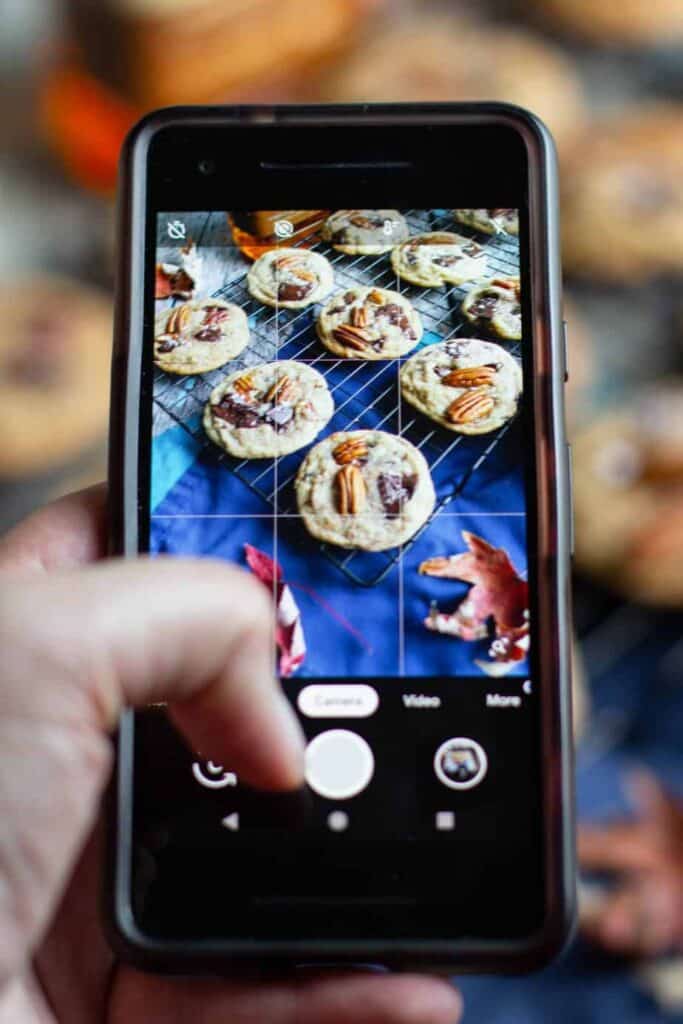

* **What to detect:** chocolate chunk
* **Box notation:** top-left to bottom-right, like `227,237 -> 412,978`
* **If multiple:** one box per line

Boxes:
377,472 -> 418,516
461,243 -> 480,256
264,404 -> 294,431
194,327 -> 222,342
349,213 -> 383,229
203,306 -> 230,325
157,337 -> 180,353
470,293 -> 498,319
377,303 -> 414,338
344,291 -> 356,304
278,281 -> 313,302
433,255 -> 456,266
377,303 -> 404,325
213,395 -> 261,428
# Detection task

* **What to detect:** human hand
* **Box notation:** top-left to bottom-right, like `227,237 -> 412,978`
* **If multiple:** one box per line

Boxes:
0,486 -> 462,1023
579,773 -> 683,958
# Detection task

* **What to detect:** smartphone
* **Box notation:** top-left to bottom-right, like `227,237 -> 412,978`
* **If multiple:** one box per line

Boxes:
108,103 -> 575,973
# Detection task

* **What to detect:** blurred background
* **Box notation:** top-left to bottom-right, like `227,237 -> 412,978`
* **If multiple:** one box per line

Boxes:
1,0 -> 682,1019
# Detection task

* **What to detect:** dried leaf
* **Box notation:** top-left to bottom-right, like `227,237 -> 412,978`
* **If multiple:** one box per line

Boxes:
421,531 -> 529,673
244,543 -> 306,677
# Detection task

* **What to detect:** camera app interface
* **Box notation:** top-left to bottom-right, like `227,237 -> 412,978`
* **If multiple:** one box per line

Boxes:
143,208 -> 539,872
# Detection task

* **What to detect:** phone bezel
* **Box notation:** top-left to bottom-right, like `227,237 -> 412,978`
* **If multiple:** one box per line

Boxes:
107,102 -> 575,973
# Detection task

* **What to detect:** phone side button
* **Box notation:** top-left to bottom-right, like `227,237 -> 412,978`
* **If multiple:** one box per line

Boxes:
562,320 -> 569,382
567,443 -> 575,558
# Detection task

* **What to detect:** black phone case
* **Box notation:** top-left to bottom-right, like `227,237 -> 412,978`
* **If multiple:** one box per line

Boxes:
106,102 -> 576,975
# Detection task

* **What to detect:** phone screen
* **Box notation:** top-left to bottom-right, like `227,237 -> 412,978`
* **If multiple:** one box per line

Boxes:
133,204 -> 547,948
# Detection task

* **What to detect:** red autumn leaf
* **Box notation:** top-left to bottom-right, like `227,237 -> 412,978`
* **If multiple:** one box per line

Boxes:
420,531 -> 528,633
244,544 -> 305,677
154,263 -> 173,299
154,263 -> 195,300
421,532 -> 529,674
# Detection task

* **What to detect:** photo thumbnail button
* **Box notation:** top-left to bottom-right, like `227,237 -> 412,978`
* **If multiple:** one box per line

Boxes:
434,738 -> 488,791
297,684 -> 379,719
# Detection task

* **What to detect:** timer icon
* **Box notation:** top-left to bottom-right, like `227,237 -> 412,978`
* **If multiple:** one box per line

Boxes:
167,219 -> 186,240
274,219 -> 294,239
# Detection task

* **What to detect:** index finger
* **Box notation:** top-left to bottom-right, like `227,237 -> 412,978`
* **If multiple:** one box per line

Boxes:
578,824 -> 667,874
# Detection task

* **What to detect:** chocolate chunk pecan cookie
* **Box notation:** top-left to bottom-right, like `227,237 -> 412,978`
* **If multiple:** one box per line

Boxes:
321,209 -> 409,255
296,429 -> 436,550
453,209 -> 519,236
562,105 -> 683,282
462,277 -> 522,341
391,231 -> 487,288
204,360 -> 334,459
317,286 -> 422,359
0,276 -> 111,476
247,247 -> 334,309
400,339 -> 522,436
154,298 -> 249,375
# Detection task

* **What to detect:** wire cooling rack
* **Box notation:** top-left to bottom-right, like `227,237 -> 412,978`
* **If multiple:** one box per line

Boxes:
153,209 -> 521,586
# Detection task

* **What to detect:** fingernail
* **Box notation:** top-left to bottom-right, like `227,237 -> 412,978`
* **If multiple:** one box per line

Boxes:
419,982 -> 463,1023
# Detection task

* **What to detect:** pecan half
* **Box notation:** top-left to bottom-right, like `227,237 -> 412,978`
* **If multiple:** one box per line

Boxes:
491,277 -> 519,295
333,437 -> 369,465
166,304 -> 190,335
274,254 -> 304,269
368,289 -> 384,304
336,464 -> 366,514
292,269 -> 316,283
350,305 -> 369,328
332,324 -> 372,351
446,387 -> 495,424
233,372 -> 255,396
264,374 -> 296,404
442,365 -> 497,388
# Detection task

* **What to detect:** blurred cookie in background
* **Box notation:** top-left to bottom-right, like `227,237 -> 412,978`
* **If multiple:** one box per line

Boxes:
322,16 -> 586,152
562,106 -> 683,283
66,0 -> 374,108
526,0 -> 683,47
0,277 -> 111,477
573,382 -> 683,606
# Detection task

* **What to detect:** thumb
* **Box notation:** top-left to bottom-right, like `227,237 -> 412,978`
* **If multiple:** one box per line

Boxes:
0,557 -> 304,988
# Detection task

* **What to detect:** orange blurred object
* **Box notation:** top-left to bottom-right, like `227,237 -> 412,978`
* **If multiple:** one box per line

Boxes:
40,63 -> 136,195
41,0 -> 377,193
229,210 -> 330,260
